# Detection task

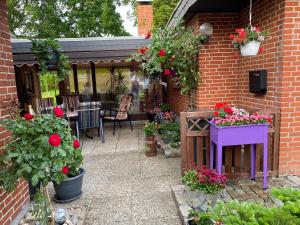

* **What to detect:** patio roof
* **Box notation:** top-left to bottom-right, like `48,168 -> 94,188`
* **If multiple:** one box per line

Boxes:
11,36 -> 151,67
167,0 -> 255,27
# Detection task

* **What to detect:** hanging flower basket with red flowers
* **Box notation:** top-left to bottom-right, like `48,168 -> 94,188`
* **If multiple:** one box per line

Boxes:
230,26 -> 268,56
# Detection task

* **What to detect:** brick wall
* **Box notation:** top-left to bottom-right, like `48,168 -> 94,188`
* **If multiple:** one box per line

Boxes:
0,0 -> 29,224
137,2 -> 153,36
278,0 -> 300,174
167,0 -> 300,175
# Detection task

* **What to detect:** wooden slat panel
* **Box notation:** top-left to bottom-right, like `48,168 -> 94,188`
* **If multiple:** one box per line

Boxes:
180,112 -> 188,174
196,137 -> 204,166
225,146 -> 233,174
205,136 -> 210,168
187,137 -> 194,167
243,145 -> 251,173
268,134 -> 274,171
234,146 -> 242,174
256,144 -> 263,172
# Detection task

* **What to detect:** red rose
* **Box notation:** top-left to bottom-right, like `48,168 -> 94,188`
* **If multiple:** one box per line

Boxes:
224,107 -> 233,114
62,166 -> 69,175
48,133 -> 61,147
229,34 -> 235,39
73,139 -> 80,149
145,32 -> 151,39
24,113 -> 34,120
213,111 -> 219,117
158,49 -> 166,57
164,69 -> 171,76
53,107 -> 64,118
139,48 -> 146,55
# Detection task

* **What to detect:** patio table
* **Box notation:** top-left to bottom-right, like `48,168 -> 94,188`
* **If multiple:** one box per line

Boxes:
209,123 -> 269,189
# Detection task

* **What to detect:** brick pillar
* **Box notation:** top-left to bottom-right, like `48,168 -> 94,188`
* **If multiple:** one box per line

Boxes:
0,0 -> 29,224
137,0 -> 153,36
278,0 -> 300,175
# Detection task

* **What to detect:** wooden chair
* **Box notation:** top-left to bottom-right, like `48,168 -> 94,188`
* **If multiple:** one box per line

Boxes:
62,95 -> 80,111
104,94 -> 133,135
39,97 -> 54,114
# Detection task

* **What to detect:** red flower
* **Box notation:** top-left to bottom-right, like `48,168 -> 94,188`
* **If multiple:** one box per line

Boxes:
53,107 -> 64,118
215,102 -> 224,109
73,139 -> 80,149
164,69 -> 171,76
258,47 -> 264,54
224,107 -> 233,114
24,113 -> 34,120
145,32 -> 151,39
235,28 -> 244,33
62,166 -> 69,175
48,133 -> 61,147
138,47 -> 147,55
229,34 -> 235,39
158,49 -> 166,57
213,111 -> 219,117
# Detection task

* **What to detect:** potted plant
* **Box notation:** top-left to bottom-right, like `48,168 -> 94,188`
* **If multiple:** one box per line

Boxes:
32,38 -> 70,80
182,165 -> 227,212
158,121 -> 179,144
144,122 -> 157,157
0,107 -> 84,224
230,26 -> 268,56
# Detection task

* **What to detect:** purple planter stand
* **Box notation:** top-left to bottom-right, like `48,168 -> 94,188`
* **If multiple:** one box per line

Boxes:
209,122 -> 269,189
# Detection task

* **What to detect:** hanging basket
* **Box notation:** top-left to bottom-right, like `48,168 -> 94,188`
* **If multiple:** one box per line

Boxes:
240,41 -> 261,56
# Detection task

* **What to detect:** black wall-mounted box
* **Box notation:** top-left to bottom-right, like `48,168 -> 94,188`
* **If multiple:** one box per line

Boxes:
249,70 -> 267,94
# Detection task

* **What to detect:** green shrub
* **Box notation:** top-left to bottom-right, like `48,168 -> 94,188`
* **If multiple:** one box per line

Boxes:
188,188 -> 300,225
144,122 -> 156,137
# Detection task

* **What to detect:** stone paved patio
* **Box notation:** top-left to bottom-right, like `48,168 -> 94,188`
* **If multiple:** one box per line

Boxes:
46,123 -> 300,225
49,124 -> 183,225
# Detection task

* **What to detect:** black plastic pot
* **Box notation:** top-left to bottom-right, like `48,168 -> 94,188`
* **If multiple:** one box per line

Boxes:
46,50 -> 59,66
28,180 -> 41,200
53,168 -> 85,203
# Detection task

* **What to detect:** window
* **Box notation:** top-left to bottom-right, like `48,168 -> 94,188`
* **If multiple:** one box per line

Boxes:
95,68 -> 111,93
77,66 -> 92,94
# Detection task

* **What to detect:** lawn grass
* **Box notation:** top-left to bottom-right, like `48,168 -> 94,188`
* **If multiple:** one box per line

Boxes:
41,90 -> 57,105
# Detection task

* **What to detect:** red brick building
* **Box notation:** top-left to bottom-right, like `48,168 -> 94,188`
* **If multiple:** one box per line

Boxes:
0,0 -> 29,224
165,0 -> 300,175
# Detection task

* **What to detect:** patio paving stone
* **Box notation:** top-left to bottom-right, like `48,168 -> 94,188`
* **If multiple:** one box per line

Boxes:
49,125 -> 182,224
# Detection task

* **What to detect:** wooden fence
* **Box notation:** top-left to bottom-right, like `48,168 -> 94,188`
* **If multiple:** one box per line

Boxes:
180,109 -> 280,177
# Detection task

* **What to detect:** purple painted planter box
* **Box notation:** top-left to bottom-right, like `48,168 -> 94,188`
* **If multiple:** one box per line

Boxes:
209,122 -> 269,189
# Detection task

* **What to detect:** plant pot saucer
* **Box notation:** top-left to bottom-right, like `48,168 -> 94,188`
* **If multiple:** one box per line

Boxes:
52,191 -> 82,203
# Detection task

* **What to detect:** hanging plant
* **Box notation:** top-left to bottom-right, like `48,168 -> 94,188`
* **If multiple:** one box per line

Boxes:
230,26 -> 268,56
229,0 -> 268,56
129,21 -> 203,109
31,39 -> 70,81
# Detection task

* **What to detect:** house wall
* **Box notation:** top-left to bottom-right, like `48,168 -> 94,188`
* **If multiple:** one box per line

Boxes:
167,0 -> 300,175
0,1 -> 29,224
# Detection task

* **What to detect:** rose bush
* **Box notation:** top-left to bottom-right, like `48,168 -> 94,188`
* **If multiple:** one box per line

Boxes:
0,109 -> 83,191
130,21 -> 204,109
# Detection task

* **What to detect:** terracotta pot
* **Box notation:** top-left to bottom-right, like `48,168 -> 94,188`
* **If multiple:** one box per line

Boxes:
145,135 -> 157,157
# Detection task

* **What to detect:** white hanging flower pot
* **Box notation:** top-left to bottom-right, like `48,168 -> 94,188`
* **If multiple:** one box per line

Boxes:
240,41 -> 261,56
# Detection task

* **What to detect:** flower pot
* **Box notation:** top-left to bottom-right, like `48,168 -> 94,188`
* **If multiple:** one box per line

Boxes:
53,168 -> 85,203
46,50 -> 59,66
240,41 -> 261,56
186,190 -> 222,212
145,136 -> 157,157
